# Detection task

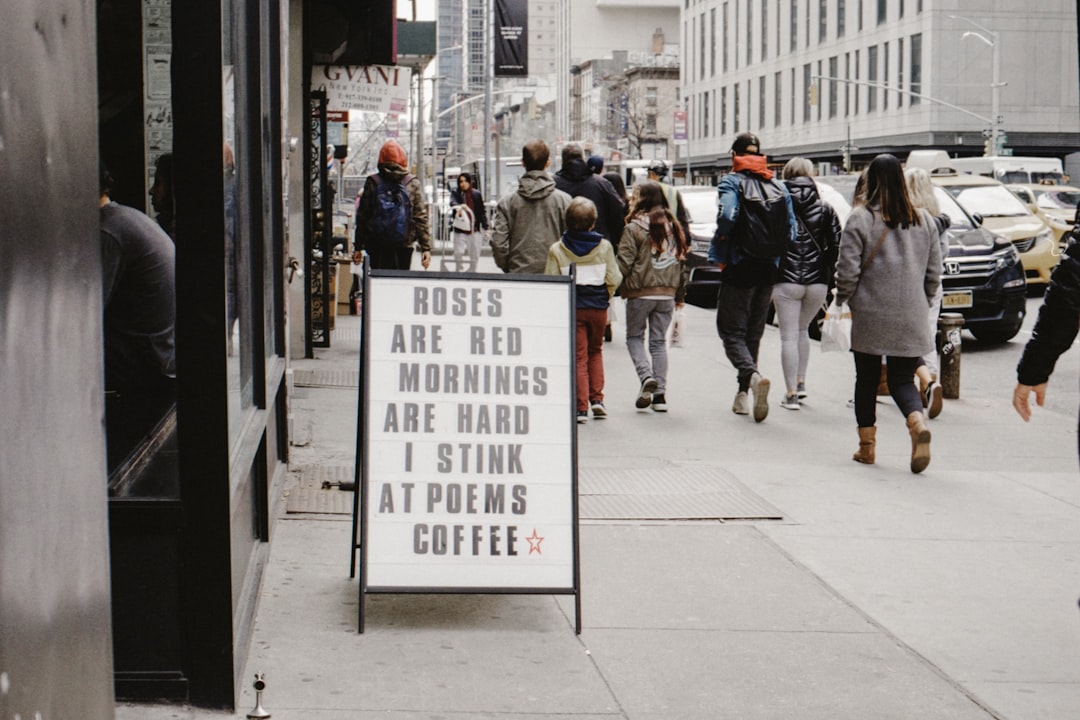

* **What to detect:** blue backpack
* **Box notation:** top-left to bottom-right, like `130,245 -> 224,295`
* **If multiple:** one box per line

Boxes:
370,173 -> 414,245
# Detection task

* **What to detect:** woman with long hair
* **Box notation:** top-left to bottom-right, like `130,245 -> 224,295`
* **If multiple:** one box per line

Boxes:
904,167 -> 951,418
775,157 -> 842,410
616,181 -> 688,412
835,154 -> 942,472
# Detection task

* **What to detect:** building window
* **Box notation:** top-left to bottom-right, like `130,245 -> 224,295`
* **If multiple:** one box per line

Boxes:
790,0 -> 798,51
790,67 -> 796,125
803,63 -> 811,122
883,41 -> 889,110
646,87 -> 658,107
721,85 -> 727,136
761,0 -> 768,60
774,70 -> 782,126
858,0 -> 864,30
917,0 -> 922,12
747,0 -> 753,65
806,0 -> 811,46
910,33 -> 922,104
818,0 -> 827,43
844,52 -> 850,116
776,0 -> 781,56
898,0 -> 904,17
734,82 -> 741,132
703,92 -> 709,137
700,12 -> 706,80
722,2 -> 729,72
710,8 -> 717,77
867,44 -> 878,112
853,48 -> 860,114
758,75 -> 766,128
837,0 -> 846,37
816,59 -> 823,120
877,0 -> 886,25
734,0 -> 740,69
828,56 -> 838,118
897,37 -> 905,107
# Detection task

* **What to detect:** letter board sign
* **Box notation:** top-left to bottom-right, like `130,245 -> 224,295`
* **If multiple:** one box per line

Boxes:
354,268 -> 580,632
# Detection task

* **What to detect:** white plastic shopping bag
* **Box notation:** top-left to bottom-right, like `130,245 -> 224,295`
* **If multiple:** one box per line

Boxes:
820,299 -> 852,353
670,306 -> 686,348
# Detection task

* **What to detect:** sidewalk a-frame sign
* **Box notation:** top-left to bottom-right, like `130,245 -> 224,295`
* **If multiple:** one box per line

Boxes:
351,263 -> 581,633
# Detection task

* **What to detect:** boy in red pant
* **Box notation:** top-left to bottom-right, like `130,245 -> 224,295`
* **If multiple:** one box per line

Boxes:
545,197 -> 623,423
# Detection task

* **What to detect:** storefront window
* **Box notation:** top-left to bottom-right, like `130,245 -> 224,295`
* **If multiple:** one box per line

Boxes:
223,0 -> 255,439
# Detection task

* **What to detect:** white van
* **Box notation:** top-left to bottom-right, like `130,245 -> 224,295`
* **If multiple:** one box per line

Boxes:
950,156 -> 1065,185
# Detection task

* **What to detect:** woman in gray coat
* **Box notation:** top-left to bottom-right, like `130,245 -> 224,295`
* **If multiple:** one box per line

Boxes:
835,154 -> 942,473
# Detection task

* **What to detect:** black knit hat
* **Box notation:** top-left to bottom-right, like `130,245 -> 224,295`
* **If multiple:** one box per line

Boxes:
731,132 -> 762,156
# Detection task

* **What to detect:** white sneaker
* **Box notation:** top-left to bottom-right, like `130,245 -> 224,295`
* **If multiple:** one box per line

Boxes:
780,393 -> 800,410
732,390 -> 750,415
749,372 -> 770,423
637,377 -> 659,409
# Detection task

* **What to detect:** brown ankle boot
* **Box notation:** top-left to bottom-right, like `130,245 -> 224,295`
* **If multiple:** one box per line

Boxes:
852,426 -> 876,464
906,412 -> 931,473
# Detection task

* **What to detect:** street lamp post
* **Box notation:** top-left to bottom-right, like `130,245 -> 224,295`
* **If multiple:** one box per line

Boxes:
950,15 -> 1003,157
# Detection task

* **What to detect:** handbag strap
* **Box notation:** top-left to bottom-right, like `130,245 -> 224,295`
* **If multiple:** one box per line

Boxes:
862,226 -> 889,271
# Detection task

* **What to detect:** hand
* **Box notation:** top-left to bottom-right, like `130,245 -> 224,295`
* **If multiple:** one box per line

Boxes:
1012,382 -> 1047,422
420,251 -> 431,270
675,302 -> 685,310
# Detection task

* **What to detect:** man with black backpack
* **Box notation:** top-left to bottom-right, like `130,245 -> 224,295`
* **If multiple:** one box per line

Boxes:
353,140 -> 431,270
707,132 -> 796,423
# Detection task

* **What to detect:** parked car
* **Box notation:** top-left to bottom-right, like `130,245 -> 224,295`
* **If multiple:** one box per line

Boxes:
930,185 -> 1027,343
930,170 -> 1057,289
679,185 -> 723,308
1007,183 -> 1080,250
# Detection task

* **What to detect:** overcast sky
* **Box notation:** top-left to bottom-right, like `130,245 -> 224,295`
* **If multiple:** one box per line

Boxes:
398,0 -> 437,22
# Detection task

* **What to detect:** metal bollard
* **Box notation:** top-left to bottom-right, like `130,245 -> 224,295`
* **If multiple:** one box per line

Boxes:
937,312 -> 965,399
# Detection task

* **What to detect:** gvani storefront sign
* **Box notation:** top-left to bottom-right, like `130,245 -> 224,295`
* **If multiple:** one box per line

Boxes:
355,269 -> 580,633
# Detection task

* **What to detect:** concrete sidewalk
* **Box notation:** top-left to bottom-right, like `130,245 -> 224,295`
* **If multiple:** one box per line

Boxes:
118,264 -> 1080,719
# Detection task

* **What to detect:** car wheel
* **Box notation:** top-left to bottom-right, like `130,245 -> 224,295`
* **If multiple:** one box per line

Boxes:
969,317 -> 1024,345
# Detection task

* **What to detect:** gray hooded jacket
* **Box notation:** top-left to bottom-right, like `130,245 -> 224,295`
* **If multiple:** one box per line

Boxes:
490,170 -> 572,274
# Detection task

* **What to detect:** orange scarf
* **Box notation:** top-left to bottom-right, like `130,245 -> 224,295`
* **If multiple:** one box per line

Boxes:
732,154 -> 773,180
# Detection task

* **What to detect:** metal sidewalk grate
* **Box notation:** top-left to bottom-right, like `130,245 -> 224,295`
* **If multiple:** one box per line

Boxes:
292,368 -> 360,388
285,465 -> 355,514
579,465 -> 784,521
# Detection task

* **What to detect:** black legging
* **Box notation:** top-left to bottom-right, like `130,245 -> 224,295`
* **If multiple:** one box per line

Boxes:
853,352 -> 923,428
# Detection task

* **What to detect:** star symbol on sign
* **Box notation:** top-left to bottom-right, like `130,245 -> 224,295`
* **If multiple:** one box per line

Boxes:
526,528 -> 544,555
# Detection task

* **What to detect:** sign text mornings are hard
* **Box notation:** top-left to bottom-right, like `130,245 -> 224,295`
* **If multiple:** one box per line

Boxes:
365,278 -> 574,590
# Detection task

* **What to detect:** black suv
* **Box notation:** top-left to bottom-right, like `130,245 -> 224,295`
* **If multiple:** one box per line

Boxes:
930,184 -> 1027,343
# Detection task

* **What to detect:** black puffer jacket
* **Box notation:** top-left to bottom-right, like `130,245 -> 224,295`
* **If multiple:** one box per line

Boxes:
779,176 -> 842,285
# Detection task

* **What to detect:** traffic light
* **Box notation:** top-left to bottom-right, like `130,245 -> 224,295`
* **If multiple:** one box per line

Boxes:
808,82 -> 819,106
984,136 -> 993,156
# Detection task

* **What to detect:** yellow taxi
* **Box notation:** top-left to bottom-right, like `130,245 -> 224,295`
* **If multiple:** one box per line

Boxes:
1006,183 -> 1080,251
931,171 -> 1058,288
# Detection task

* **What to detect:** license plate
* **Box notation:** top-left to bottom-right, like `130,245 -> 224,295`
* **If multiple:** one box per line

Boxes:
942,291 -> 973,309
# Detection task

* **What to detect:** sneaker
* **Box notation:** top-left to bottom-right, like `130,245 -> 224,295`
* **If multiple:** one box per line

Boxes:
576,410 -> 589,424
780,393 -> 800,410
636,377 -> 659,409
925,381 -> 943,420
796,382 -> 807,399
749,372 -> 770,423
591,402 -> 607,419
651,393 -> 668,412
732,390 -> 750,415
